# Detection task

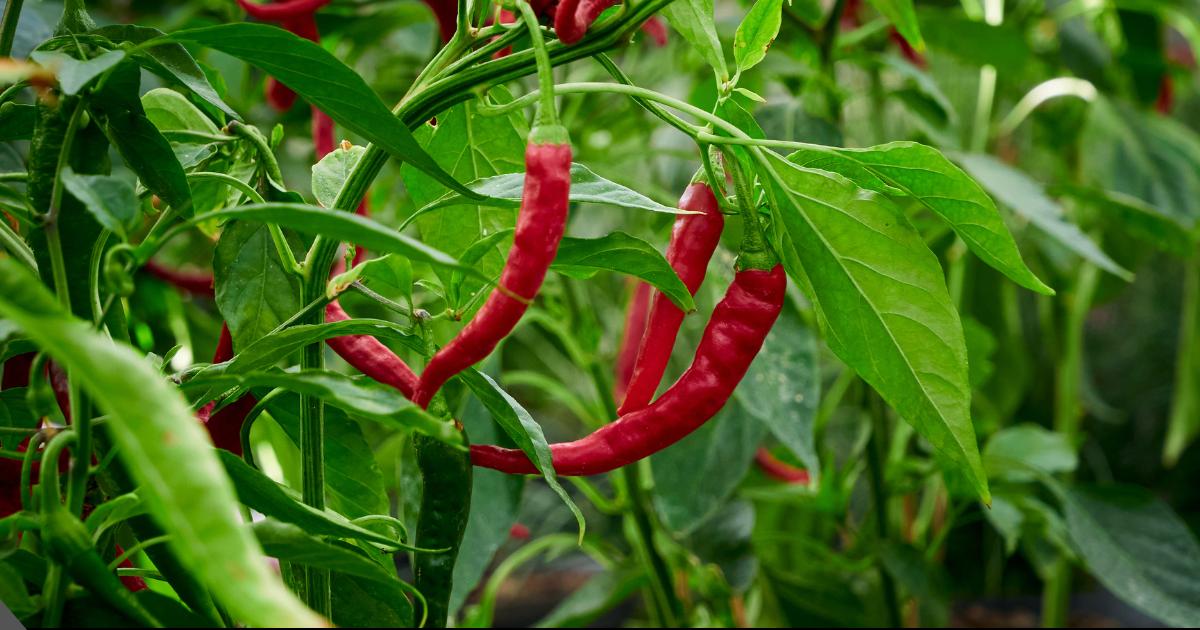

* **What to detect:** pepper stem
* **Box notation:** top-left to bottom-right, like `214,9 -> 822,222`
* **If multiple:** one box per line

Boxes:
723,148 -> 776,270
516,1 -> 560,132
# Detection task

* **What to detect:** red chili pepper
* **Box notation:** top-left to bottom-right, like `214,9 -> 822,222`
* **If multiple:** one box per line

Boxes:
143,259 -> 215,297
113,543 -> 149,592
197,325 -> 256,454
325,300 -> 420,399
755,448 -> 810,484
1,352 -> 34,390
889,29 -> 925,68
471,264 -> 785,475
614,280 -> 651,402
412,128 -> 571,409
508,523 -> 531,540
1156,75 -> 1174,115
424,0 -> 459,43
640,16 -> 668,46
237,0 -> 331,111
618,182 -> 724,415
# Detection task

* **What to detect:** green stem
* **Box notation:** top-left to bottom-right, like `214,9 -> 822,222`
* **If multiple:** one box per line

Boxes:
107,535 -> 171,571
970,65 -> 997,153
517,1 -> 558,129
40,430 -> 77,510
186,172 -> 266,205
1165,256 -> 1200,465
722,149 -> 774,270
865,392 -> 902,628
0,0 -> 24,57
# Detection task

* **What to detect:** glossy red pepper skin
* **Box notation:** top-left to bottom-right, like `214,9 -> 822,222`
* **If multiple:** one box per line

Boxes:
325,301 -> 420,399
618,182 -> 723,415
640,16 -> 668,46
413,135 -> 572,409
143,259 -> 215,296
472,264 -> 785,475
197,325 -> 256,454
755,448 -> 810,484
237,0 -> 330,111
614,280 -> 651,401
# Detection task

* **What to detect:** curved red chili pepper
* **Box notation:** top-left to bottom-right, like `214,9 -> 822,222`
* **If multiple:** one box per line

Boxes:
755,447 -> 810,484
237,0 -> 329,111
889,29 -> 925,68
425,0 -> 459,43
143,259 -> 215,297
617,182 -> 723,415
412,133 -> 572,409
471,264 -> 785,476
614,280 -> 651,401
325,301 -> 420,399
236,0 -> 330,21
553,0 -> 587,44
640,16 -> 668,46
1156,75 -> 1174,115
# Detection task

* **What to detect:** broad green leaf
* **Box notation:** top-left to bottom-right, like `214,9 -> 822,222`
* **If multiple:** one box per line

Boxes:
954,153 -> 1132,281
206,204 -> 470,275
738,307 -> 821,478
0,259 -> 324,627
652,398 -> 767,534
184,369 -> 462,447
313,144 -> 366,209
141,87 -> 220,134
449,381 -> 524,615
97,89 -> 194,215
31,49 -> 125,95
685,501 -> 759,591
1065,485 -> 1200,627
252,519 -> 400,584
416,163 -> 685,218
918,9 -> 1030,77
0,389 -> 34,434
219,450 -> 401,549
760,152 -> 989,502
459,370 -> 585,538
867,0 -> 923,50
161,23 -> 480,199
787,142 -> 1053,295
1055,184 -> 1194,257
329,572 -> 415,628
983,424 -> 1077,483
446,230 -> 515,310
93,24 -> 237,120
265,392 -> 391,521
214,221 -> 303,351
60,168 -> 138,239
663,0 -> 729,81
552,233 -> 695,311
734,0 -> 783,72
0,103 -> 36,141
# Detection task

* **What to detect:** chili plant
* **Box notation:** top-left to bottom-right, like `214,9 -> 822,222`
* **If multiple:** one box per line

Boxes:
0,0 -> 1198,627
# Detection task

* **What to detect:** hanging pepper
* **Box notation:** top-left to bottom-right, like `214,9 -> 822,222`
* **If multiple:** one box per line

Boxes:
472,263 -> 786,476
236,0 -> 332,111
413,401 -> 471,628
613,280 -> 651,402
324,301 -> 420,399
197,325 -> 257,454
143,259 -> 215,296
617,182 -> 724,415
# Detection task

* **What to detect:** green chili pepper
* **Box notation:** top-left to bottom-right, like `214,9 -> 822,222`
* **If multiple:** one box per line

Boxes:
413,398 -> 471,629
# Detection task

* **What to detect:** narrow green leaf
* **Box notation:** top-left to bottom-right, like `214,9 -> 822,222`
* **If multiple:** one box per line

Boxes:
206,203 -> 469,274
159,23 -> 480,199
0,259 -> 324,627
760,152 -> 989,502
185,369 -> 462,447
552,233 -> 695,311
252,519 -> 400,584
60,168 -> 139,240
734,0 -> 783,73
866,0 -> 923,50
141,87 -> 221,135
31,49 -> 126,95
788,142 -> 1053,295
983,424 -> 1077,483
459,370 -> 585,539
663,0 -> 730,81
955,153 -> 1132,281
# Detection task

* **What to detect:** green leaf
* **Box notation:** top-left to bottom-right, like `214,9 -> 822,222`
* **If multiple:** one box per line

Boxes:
31,49 -> 126,95
214,221 -> 303,351
761,152 -> 989,502
97,88 -> 194,215
787,142 -> 1053,295
651,398 -> 767,534
93,24 -> 238,120
184,369 -> 463,447
313,144 -> 366,208
0,562 -> 38,619
663,0 -> 729,81
1065,484 -> 1200,627
983,424 -> 1077,483
0,259 -> 324,628
60,168 -> 138,240
552,233 -> 695,311
536,569 -> 646,627
459,370 -> 585,539
1054,185 -> 1195,257
867,0 -> 923,50
265,392 -> 391,521
416,163 -> 685,218
252,519 -> 399,584
734,0 -> 783,73
218,450 -> 402,550
160,23 -> 479,199
955,153 -> 1132,281
329,572 -> 415,628
141,87 -> 220,134
738,307 -> 821,477
206,204 -> 470,275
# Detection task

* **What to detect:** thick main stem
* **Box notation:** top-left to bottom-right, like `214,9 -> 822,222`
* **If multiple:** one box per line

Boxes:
0,0 -> 24,57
